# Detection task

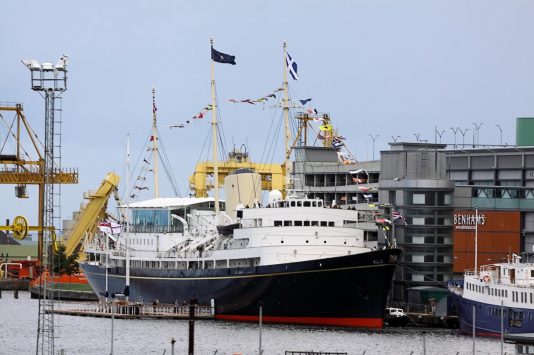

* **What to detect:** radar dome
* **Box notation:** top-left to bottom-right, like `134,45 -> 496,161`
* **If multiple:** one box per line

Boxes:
268,190 -> 283,204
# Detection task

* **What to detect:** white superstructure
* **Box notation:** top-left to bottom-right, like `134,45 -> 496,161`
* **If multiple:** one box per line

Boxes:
450,254 -> 534,310
85,194 -> 377,269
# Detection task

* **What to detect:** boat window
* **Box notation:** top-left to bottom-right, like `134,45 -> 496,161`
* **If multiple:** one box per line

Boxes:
531,270 -> 534,278
311,221 -> 318,226
304,221 -> 310,226
284,221 -> 292,226
318,201 -> 323,207
274,220 -> 282,226
321,221 -> 327,227
291,201 -> 296,207
328,221 -> 334,227
294,221 -> 303,226
297,201 -> 302,207
304,201 -> 311,207
312,201 -> 317,207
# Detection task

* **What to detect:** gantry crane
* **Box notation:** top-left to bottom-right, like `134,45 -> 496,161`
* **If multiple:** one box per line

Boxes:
0,103 -> 78,260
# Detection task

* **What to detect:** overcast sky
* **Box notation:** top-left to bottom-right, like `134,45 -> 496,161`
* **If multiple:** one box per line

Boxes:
1,0 -> 534,228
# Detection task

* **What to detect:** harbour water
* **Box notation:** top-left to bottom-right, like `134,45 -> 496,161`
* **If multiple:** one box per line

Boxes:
0,292 -> 515,354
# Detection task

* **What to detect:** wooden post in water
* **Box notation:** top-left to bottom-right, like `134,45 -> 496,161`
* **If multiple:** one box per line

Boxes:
188,300 -> 195,355
171,337 -> 176,355
472,304 -> 476,355
501,300 -> 504,355
259,302 -> 263,355
423,331 -> 426,355
111,298 -> 115,355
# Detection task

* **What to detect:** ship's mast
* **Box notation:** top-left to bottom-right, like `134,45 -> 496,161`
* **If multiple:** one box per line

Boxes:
152,87 -> 160,198
282,42 -> 292,193
125,134 -> 131,300
210,38 -> 220,214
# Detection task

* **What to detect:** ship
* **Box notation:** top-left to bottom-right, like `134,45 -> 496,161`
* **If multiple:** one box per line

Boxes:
80,41 -> 401,328
449,254 -> 534,336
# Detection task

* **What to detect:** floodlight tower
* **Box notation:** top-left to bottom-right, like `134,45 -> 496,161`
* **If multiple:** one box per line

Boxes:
23,55 -> 68,355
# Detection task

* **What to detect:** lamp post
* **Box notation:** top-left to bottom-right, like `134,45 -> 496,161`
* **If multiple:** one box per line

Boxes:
459,128 -> 469,148
472,122 -> 484,147
496,124 -> 502,146
369,134 -> 379,161
414,133 -> 421,142
449,127 -> 459,148
23,55 -> 68,355
391,135 -> 400,143
435,128 -> 445,144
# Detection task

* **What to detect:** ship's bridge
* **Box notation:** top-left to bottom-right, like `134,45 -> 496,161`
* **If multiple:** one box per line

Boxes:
124,197 -> 223,233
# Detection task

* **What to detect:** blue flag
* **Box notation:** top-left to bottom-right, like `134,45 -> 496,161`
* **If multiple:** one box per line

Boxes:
211,47 -> 236,65
299,98 -> 312,105
285,51 -> 299,80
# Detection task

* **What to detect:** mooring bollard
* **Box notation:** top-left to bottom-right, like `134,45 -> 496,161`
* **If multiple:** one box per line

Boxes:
14,289 -> 18,299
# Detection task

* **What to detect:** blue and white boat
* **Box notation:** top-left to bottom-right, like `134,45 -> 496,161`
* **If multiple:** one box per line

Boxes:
449,254 -> 534,336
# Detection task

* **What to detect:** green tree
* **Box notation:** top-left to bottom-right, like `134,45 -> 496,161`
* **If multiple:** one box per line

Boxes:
52,244 -> 80,275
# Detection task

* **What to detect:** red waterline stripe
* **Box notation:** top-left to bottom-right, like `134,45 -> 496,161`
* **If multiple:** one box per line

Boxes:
215,314 -> 383,328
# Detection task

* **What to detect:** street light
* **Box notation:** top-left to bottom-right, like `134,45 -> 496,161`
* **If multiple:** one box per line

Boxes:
459,128 -> 469,148
450,127 -> 459,148
435,127 -> 445,144
391,135 -> 400,143
369,134 -> 379,161
496,124 -> 503,146
472,122 -> 484,147
414,133 -> 421,142
23,55 -> 68,355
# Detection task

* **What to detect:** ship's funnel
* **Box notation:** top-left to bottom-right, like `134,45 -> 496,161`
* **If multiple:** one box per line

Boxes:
224,168 -> 262,218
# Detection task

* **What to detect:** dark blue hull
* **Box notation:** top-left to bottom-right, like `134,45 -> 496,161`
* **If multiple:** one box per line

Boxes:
81,248 -> 401,328
450,291 -> 534,336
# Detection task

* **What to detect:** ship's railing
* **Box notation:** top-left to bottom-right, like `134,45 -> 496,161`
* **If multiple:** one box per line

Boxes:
62,300 -> 214,317
128,224 -> 183,234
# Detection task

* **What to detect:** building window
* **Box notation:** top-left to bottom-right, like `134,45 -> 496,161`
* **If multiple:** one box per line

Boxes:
413,194 -> 425,205
412,217 -> 425,225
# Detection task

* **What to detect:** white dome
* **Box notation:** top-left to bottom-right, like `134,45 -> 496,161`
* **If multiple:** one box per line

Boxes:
268,190 -> 283,204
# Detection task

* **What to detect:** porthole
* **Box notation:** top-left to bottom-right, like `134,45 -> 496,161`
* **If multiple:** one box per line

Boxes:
324,241 -> 326,244
306,240 -> 309,243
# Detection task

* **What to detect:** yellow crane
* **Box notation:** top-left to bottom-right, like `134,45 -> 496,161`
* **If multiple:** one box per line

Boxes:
61,172 -> 120,257
188,113 -> 338,198
0,103 -> 78,259
188,147 -> 285,197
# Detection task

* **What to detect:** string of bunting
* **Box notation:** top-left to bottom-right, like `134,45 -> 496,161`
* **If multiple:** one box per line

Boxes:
130,152 -> 153,199
170,104 -> 213,129
227,87 -> 283,105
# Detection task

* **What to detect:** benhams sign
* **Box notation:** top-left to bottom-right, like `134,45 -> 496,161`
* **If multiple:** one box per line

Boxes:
454,213 -> 486,230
